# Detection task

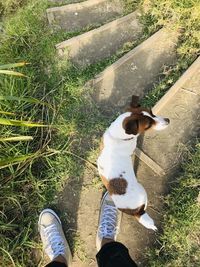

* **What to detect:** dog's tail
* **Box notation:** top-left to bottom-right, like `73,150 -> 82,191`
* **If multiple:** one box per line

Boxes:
119,204 -> 157,231
137,213 -> 157,231
134,204 -> 157,231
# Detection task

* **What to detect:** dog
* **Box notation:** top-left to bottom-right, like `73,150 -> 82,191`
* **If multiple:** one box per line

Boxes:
97,96 -> 170,230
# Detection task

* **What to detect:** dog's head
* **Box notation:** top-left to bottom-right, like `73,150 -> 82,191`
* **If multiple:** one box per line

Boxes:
123,95 -> 170,135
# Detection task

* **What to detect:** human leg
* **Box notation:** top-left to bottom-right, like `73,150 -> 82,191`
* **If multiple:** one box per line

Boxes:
96,192 -> 138,267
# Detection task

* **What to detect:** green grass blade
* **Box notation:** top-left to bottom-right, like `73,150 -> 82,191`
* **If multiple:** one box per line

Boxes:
0,248 -> 16,266
0,154 -> 35,168
0,223 -> 18,231
0,70 -> 26,77
0,62 -> 29,70
0,136 -> 33,142
0,110 -> 15,115
0,118 -> 49,127
0,95 -> 50,107
3,196 -> 23,213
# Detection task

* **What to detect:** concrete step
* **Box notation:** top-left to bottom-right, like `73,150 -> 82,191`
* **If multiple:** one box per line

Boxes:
55,55 -> 200,266
47,0 -> 124,32
140,56 -> 200,172
56,11 -> 143,67
119,56 -> 200,266
87,28 -> 179,113
48,0 -> 82,4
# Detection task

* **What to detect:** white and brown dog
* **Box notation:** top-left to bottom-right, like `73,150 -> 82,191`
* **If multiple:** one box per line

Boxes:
97,96 -> 170,231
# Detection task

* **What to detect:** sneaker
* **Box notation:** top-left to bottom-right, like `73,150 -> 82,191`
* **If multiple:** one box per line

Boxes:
96,191 -> 122,251
38,209 -> 72,266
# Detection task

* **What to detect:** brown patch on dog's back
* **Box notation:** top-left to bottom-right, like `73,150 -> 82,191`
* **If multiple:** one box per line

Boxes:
119,204 -> 145,217
108,178 -> 128,195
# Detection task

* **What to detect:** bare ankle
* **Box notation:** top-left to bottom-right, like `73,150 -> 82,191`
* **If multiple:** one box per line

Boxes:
101,238 -> 115,248
52,255 -> 67,265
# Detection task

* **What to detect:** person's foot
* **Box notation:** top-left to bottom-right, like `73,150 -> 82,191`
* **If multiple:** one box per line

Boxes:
38,209 -> 72,266
96,191 -> 122,251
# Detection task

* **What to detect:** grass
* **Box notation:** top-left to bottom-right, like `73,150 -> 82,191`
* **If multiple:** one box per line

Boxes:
148,143 -> 200,267
140,0 -> 200,107
0,0 -> 199,266
0,1 -> 112,265
0,0 -> 28,18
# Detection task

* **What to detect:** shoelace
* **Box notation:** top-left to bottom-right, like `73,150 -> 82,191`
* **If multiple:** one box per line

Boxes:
43,224 -> 65,258
99,205 -> 119,239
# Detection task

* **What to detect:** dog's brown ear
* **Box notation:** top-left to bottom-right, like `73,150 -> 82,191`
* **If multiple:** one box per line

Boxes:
130,95 -> 140,108
123,118 -> 139,135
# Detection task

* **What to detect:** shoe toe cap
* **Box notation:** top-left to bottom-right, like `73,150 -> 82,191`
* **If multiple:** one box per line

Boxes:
39,209 -> 61,227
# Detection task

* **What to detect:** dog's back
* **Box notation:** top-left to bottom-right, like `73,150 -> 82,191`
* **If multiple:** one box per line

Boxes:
97,96 -> 170,231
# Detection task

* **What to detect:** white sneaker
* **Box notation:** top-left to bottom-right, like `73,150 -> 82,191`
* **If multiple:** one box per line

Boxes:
96,192 -> 122,251
38,209 -> 72,266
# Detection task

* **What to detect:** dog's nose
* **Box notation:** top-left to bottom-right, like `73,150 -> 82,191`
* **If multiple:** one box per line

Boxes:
164,118 -> 170,124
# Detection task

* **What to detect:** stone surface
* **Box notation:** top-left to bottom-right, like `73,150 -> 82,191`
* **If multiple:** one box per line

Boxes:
58,166 -> 102,267
88,28 -> 178,113
45,0 -> 200,263
48,0 -> 82,4
47,0 -> 123,32
56,11 -> 143,67
140,57 -> 200,173
58,57 -> 200,267
122,56 -> 200,265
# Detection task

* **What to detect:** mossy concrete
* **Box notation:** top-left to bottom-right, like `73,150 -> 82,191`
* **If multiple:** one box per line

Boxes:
141,56 -> 200,172
88,29 -> 179,113
45,0 -> 200,265
48,0 -> 82,4
47,0 -> 123,32
58,57 -> 200,267
120,56 -> 200,265
56,11 -> 143,67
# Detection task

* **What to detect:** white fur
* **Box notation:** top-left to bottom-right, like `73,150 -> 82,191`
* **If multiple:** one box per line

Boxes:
98,112 -> 147,210
139,213 -> 158,231
142,111 -> 169,130
98,111 -> 168,230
